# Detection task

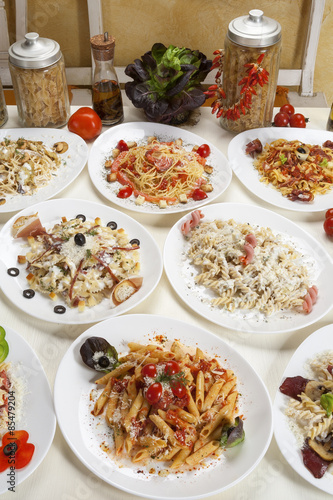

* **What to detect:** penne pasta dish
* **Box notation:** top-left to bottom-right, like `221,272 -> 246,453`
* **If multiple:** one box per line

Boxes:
82,337 -> 244,471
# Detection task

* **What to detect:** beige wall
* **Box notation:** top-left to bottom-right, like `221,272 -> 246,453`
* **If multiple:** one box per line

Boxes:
4,0 -> 333,104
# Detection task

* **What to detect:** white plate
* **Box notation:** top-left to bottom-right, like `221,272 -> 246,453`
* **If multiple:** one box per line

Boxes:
0,198 -> 162,324
228,127 -> 333,212
88,122 -> 232,214
273,324 -> 333,495
0,128 -> 88,213
54,314 -> 273,500
0,324 -> 56,494
163,202 -> 333,334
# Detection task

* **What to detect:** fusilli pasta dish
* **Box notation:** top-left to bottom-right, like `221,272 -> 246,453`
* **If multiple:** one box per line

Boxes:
0,137 -> 63,204
280,352 -> 333,478
105,137 -> 213,208
181,212 -> 317,316
85,337 -> 244,470
247,138 -> 333,202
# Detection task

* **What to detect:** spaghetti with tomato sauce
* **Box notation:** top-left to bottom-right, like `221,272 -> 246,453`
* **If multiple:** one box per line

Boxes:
105,138 -> 213,207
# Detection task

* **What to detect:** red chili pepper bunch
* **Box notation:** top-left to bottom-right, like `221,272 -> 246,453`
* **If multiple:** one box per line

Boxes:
204,51 -> 269,121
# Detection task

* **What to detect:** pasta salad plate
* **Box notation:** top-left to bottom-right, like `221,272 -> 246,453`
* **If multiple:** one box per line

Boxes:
0,323 -> 56,494
228,127 -> 333,212
163,202 -> 333,334
0,198 -> 162,324
0,128 -> 88,213
88,121 -> 232,214
274,324 -> 333,495
54,314 -> 273,500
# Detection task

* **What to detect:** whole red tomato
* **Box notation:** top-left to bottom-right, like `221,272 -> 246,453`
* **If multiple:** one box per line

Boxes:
67,107 -> 102,140
324,217 -> 333,236
280,104 -> 295,116
273,112 -> 290,127
289,113 -> 306,128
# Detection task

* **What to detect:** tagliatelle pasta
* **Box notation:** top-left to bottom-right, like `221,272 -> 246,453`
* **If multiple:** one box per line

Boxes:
0,138 -> 62,204
251,138 -> 333,202
89,339 -> 243,470
183,216 -> 317,316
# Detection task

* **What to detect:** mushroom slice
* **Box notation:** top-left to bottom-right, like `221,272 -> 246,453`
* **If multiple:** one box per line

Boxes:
111,277 -> 143,306
53,141 -> 68,154
295,145 -> 310,161
308,436 -> 333,462
304,380 -> 331,401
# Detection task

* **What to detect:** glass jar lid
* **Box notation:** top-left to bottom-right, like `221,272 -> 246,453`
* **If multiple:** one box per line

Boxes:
227,9 -> 281,47
8,32 -> 62,69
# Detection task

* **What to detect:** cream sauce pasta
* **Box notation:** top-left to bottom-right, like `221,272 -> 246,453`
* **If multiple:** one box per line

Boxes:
185,218 -> 316,316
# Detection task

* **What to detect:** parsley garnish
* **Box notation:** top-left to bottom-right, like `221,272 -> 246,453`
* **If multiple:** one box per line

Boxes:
155,370 -> 188,386
86,249 -> 92,258
279,154 -> 287,165
86,229 -> 98,236
320,158 -> 328,168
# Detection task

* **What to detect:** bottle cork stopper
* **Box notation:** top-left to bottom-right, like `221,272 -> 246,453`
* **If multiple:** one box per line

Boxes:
90,32 -> 115,60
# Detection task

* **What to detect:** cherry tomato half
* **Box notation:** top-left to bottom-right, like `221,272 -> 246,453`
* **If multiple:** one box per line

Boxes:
273,112 -> 290,127
164,360 -> 180,376
197,144 -> 211,158
170,380 -> 187,399
67,107 -> 102,141
141,363 -> 157,378
146,382 -> 163,404
117,139 -> 129,152
192,188 -> 208,201
280,104 -> 295,116
289,113 -> 306,128
117,186 -> 133,198
324,217 -> 333,236
325,208 -> 333,219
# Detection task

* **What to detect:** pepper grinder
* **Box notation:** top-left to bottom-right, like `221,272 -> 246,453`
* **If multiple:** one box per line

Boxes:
90,32 -> 124,126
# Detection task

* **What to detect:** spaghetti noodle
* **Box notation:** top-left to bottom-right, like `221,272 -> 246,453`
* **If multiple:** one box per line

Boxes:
248,138 -> 333,202
105,138 -> 213,207
0,137 -> 62,204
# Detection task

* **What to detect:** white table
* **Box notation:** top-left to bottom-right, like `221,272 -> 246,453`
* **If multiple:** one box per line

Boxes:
1,105 -> 332,500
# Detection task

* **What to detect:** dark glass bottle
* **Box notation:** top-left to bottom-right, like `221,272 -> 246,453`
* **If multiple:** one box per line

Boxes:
90,33 -> 123,126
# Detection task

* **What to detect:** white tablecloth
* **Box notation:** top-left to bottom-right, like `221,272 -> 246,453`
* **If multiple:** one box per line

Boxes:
1,105 -> 332,500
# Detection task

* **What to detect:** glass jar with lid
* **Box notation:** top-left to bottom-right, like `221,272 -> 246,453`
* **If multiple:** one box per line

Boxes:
0,77 -> 8,128
8,32 -> 70,128
219,10 -> 281,133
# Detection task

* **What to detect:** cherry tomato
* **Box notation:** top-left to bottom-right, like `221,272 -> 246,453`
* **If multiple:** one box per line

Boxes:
192,188 -> 208,201
146,382 -> 163,404
164,360 -> 180,376
280,104 -> 295,116
290,113 -> 306,128
117,139 -> 129,152
141,363 -> 157,378
117,186 -> 133,198
197,144 -> 211,158
324,217 -> 333,236
273,112 -> 290,127
325,208 -> 333,219
170,380 -> 187,399
67,107 -> 102,140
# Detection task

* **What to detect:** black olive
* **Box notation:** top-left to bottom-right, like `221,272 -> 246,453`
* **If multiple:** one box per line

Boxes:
3,443 -> 17,456
98,355 -> 110,368
23,289 -> 35,299
74,233 -> 86,246
297,147 -> 306,154
107,221 -> 117,230
54,305 -> 66,314
76,214 -> 86,222
7,267 -> 19,277
130,238 -> 140,246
